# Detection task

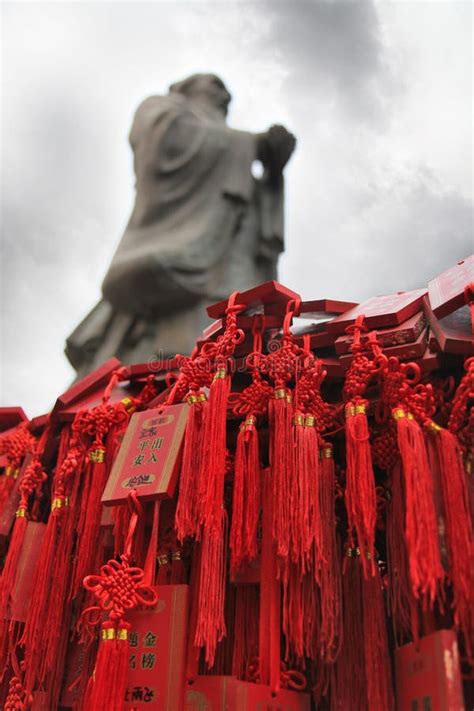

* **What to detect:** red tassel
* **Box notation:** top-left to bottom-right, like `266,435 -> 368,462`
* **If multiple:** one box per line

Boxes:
290,414 -> 319,572
71,443 -> 109,598
232,585 -> 259,680
175,392 -> 207,541
362,567 -> 394,710
386,462 -> 416,643
270,388 -> 294,558
393,409 -> 444,603
87,621 -> 130,711
0,455 -> 47,659
259,468 -> 281,694
282,561 -> 304,661
198,371 -> 229,535
427,425 -> 474,656
0,511 -> 27,628
22,456 -> 83,691
317,446 -> 342,663
333,552 -> 367,711
195,508 -> 228,666
301,567 -> 319,660
345,399 -> 376,577
186,542 -> 202,682
230,417 -> 260,574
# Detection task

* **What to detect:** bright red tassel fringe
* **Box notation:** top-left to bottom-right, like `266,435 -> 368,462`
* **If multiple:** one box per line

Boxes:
195,508 -> 228,666
362,567 -> 394,711
345,399 -> 376,578
87,621 -> 131,711
229,418 -> 260,574
428,426 -> 474,657
269,389 -> 294,558
393,410 -> 444,604
175,394 -> 207,541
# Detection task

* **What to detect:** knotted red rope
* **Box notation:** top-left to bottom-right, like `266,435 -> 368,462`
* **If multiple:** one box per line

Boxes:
228,316 -> 271,575
0,423 -> 36,508
81,490 -> 157,711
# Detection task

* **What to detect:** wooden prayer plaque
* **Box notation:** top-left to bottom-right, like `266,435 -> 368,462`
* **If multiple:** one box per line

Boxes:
102,403 -> 188,505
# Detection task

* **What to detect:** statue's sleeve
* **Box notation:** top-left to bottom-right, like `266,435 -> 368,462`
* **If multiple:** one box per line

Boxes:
157,111 -> 256,204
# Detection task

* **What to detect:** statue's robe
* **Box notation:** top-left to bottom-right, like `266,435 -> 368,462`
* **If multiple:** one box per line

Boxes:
66,94 -> 284,373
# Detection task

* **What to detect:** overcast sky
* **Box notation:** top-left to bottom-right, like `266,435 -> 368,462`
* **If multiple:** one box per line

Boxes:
1,0 -> 472,416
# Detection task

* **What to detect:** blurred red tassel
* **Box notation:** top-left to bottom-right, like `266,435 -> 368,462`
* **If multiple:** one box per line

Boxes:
333,552 -> 367,711
282,560 -> 304,661
198,371 -> 229,535
270,388 -> 294,558
87,621 -> 130,711
230,417 -> 260,574
232,585 -> 259,680
318,445 -> 342,663
0,468 -> 19,511
345,399 -> 376,577
363,566 -> 394,711
427,425 -> 474,656
291,414 -> 320,572
0,512 -> 27,628
386,462 -> 417,644
71,444 -> 109,598
393,409 -> 444,604
195,508 -> 228,666
175,392 -> 207,541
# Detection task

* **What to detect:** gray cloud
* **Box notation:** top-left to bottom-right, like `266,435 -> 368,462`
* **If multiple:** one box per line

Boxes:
260,0 -> 397,127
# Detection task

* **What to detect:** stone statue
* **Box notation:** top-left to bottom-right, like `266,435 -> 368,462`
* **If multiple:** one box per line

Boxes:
66,73 -> 296,374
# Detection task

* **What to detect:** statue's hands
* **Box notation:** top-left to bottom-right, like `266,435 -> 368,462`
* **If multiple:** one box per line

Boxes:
257,124 -> 296,176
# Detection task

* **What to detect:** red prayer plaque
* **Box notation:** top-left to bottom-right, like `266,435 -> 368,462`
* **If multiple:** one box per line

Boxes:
395,630 -> 464,711
0,407 -> 28,433
423,296 -> 474,355
125,359 -> 179,380
207,281 -> 300,319
58,382 -> 142,423
340,327 -> 428,365
124,585 -> 189,710
428,254 -> 474,319
28,414 -> 49,434
335,311 -> 426,355
298,298 -> 358,319
428,329 -> 440,353
292,326 -> 337,349
50,357 -> 121,421
199,314 -> 282,343
102,403 -> 188,505
327,288 -> 427,334
418,347 -> 441,374
185,676 -> 310,710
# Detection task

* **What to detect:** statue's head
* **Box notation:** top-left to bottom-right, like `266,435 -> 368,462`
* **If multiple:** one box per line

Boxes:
169,73 -> 231,119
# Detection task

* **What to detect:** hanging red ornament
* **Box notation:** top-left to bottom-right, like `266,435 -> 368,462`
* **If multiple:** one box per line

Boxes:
0,423 -> 36,509
81,490 -> 157,711
228,317 -> 271,575
342,316 -> 379,578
